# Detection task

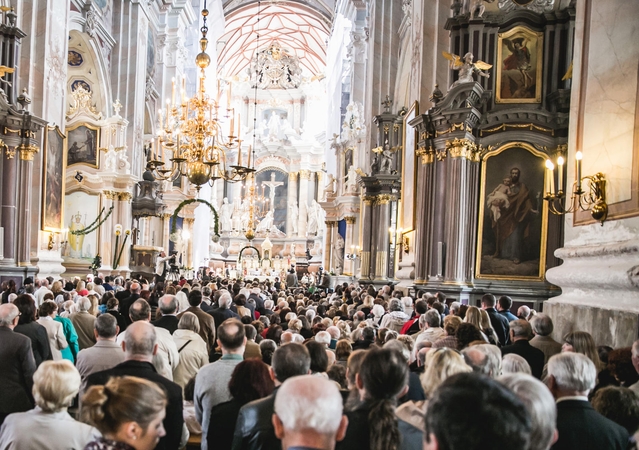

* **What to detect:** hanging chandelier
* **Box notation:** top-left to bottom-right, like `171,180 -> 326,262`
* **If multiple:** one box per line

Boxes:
148,1 -> 254,189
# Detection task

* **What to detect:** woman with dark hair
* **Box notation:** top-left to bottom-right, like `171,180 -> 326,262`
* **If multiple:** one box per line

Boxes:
1,279 -> 16,304
207,359 -> 274,449
13,294 -> 51,366
455,323 -> 484,351
297,315 -> 313,339
265,324 -> 283,345
336,347 -> 411,450
234,294 -> 251,318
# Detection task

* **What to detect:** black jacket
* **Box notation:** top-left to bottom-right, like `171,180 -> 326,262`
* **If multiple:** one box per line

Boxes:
152,315 -> 179,335
86,360 -> 184,450
501,339 -> 546,379
0,327 -> 36,415
14,322 -> 51,366
208,398 -> 244,450
232,388 -> 279,450
485,307 -> 510,346
120,293 -> 140,325
209,307 -> 240,330
105,309 -> 127,333
552,399 -> 630,450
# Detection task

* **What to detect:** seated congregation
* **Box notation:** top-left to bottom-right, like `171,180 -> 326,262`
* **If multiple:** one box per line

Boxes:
0,276 -> 638,450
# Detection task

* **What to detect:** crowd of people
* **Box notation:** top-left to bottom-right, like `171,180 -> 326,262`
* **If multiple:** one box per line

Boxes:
0,273 -> 638,450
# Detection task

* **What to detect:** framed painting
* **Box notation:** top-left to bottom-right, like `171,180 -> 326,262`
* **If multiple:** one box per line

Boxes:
475,142 -> 549,280
496,26 -> 543,104
400,101 -> 418,232
41,125 -> 66,231
63,191 -> 100,261
67,123 -> 100,168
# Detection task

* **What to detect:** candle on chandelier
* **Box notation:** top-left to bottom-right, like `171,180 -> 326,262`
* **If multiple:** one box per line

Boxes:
237,113 -> 241,142
545,159 -> 555,194
216,79 -> 221,105
575,150 -> 583,192
248,144 -> 252,168
229,111 -> 235,138
182,77 -> 186,103
557,156 -> 564,193
171,77 -> 176,106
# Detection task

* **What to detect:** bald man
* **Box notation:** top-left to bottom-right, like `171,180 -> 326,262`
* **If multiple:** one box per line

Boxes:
86,322 -> 184,450
121,282 -> 141,326
273,375 -> 348,450
0,304 -> 36,426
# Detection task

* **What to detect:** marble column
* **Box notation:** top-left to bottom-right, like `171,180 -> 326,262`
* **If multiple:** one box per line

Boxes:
316,171 -> 325,202
162,213 -> 171,252
298,170 -> 311,237
374,194 -> 393,281
413,149 -> 435,284
359,196 -> 375,279
117,192 -> 133,273
286,171 -> 298,236
100,191 -> 117,270
16,147 -> 37,266
344,216 -> 356,276
184,218 -> 194,268
0,147 -> 17,265
323,221 -> 335,270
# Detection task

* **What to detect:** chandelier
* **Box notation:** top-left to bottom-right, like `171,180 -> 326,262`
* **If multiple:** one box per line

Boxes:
148,2 -> 254,189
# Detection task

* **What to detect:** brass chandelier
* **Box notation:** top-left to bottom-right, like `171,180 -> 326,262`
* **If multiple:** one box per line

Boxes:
149,2 -> 254,189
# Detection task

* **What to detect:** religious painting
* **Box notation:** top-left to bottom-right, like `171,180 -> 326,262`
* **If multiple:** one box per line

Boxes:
255,169 -> 288,234
70,79 -> 91,92
496,26 -> 543,103
67,123 -> 100,168
400,101 -> 418,232
476,143 -> 548,280
63,191 -> 100,261
42,125 -> 67,232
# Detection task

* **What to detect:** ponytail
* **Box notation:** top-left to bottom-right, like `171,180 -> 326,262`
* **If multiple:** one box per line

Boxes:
368,398 -> 401,450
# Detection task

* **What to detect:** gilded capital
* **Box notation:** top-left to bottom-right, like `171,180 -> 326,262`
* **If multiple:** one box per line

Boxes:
118,192 -> 133,202
376,193 -> 396,205
103,190 -> 118,200
18,144 -> 38,161
289,171 -> 298,180
183,217 -> 195,225
325,220 -> 337,227
344,216 -> 356,225
445,138 -> 480,162
362,195 -> 376,205
299,169 -> 311,180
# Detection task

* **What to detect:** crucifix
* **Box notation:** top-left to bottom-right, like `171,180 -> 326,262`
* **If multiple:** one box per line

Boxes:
263,172 -> 284,212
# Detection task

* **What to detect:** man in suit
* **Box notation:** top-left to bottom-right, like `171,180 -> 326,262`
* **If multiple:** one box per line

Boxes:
481,293 -> 510,346
243,324 -> 262,360
547,352 -> 630,450
115,279 -> 131,302
0,304 -> 36,426
75,313 -> 124,391
69,297 -> 97,349
501,319 -> 545,379
152,294 -> 179,334
196,319 -> 246,450
178,289 -> 216,353
285,268 -> 298,288
86,321 -> 184,450
529,313 -> 562,363
209,291 -> 240,330
121,282 -> 141,326
497,295 -> 518,322
232,343 -> 311,450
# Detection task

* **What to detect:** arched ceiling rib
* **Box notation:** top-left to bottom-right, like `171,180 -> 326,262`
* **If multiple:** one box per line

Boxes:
217,1 -> 330,79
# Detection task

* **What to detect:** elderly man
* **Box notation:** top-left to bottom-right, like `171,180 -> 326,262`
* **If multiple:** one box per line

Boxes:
152,294 -> 180,334
546,352 -> 629,450
195,319 -> 246,450
0,304 -> 36,426
414,310 -> 445,346
178,289 -> 216,353
501,319 -> 545,379
499,373 -> 558,450
209,290 -> 240,330
529,313 -> 562,363
423,373 -> 531,450
232,343 -> 311,450
85,322 -> 184,450
273,375 -> 348,450
462,343 -> 502,378
69,297 -> 97,350
116,299 -> 179,380
75,313 -> 124,390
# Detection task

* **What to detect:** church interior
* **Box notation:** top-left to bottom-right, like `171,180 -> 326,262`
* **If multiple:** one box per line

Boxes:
0,0 -> 637,347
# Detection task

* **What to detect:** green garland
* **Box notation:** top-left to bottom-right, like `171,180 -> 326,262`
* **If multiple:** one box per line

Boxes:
70,206 -> 114,236
238,245 -> 261,261
170,198 -> 220,237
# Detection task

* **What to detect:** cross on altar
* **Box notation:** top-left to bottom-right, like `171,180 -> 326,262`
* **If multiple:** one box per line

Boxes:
263,172 -> 284,212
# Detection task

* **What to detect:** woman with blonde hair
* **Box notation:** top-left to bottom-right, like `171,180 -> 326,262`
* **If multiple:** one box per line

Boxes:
87,294 -> 100,317
0,360 -> 98,449
479,309 -> 499,345
82,376 -> 167,450
464,306 -> 490,343
562,330 -> 605,371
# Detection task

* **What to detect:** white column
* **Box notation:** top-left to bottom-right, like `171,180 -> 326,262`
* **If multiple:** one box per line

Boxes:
298,169 -> 311,237
286,171 -> 298,236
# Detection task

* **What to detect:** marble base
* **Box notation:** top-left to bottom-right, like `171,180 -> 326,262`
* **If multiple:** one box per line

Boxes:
34,250 -> 67,279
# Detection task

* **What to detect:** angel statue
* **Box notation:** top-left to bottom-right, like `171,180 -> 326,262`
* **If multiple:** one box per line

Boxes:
443,51 -> 492,88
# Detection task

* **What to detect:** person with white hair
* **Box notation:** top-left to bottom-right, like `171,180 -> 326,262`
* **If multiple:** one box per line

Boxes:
315,330 -> 332,348
273,375 -> 348,450
529,313 -> 562,363
414,310 -> 445,346
326,326 -> 340,349
461,344 -> 502,378
401,297 -> 414,319
379,298 -> 409,333
502,353 -> 532,375
0,360 -> 99,449
209,290 -> 240,330
69,297 -> 97,350
499,373 -> 558,450
546,352 -> 629,450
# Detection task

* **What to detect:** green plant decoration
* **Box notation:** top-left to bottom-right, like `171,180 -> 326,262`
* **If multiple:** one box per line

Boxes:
70,206 -> 114,236
170,198 -> 220,238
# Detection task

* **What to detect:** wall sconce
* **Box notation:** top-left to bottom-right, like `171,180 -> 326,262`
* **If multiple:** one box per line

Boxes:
345,245 -> 360,260
543,151 -> 608,225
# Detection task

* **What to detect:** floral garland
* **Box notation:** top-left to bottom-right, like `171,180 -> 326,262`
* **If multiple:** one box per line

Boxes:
170,198 -> 220,238
238,245 -> 261,261
70,206 -> 114,236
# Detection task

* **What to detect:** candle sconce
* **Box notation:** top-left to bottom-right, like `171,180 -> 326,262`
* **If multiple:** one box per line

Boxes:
345,245 -> 360,260
543,151 -> 608,225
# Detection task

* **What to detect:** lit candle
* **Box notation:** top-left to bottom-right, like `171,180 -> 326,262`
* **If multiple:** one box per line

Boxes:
545,159 -> 555,194
248,145 -> 252,168
237,113 -> 241,141
575,151 -> 583,191
166,100 -> 170,124
557,156 -> 564,193
171,77 -> 176,106
229,111 -> 234,137
216,79 -> 221,105
182,77 -> 186,103
238,143 -> 243,167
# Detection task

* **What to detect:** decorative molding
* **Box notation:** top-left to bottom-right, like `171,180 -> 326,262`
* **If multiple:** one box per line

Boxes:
66,86 -> 102,121
416,146 -> 435,164
479,123 -> 555,137
18,144 -> 38,161
118,192 -> 132,202
103,190 -> 118,200
344,216 -> 356,224
299,169 -> 311,180
377,194 -> 397,205
362,195 -> 377,205
445,138 -> 481,162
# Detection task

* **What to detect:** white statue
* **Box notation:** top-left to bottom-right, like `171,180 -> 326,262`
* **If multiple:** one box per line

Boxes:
220,197 -> 233,232
307,202 -> 318,235
256,210 -> 274,233
345,166 -> 359,194
333,235 -> 345,274
104,147 -> 117,172
267,111 -> 281,140
443,51 -> 492,88
313,200 -> 326,233
288,200 -> 299,234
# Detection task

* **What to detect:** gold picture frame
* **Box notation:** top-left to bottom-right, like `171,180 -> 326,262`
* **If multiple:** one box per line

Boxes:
475,142 -> 549,281
66,122 -> 100,168
400,101 -> 419,233
41,124 -> 67,232
496,26 -> 543,104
